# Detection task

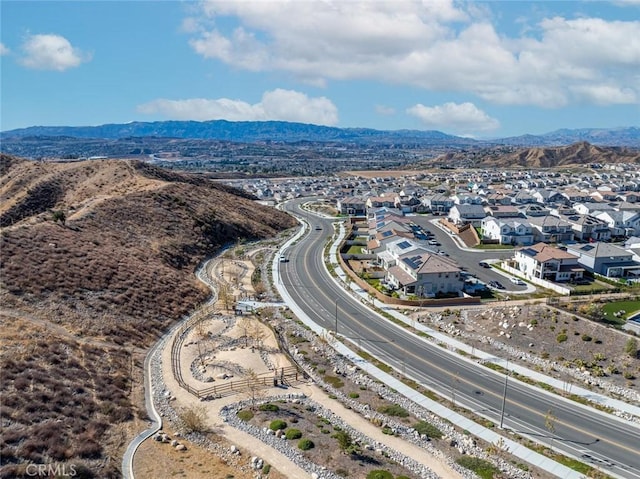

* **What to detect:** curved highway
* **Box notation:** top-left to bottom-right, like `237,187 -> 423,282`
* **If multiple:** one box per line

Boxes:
281,200 -> 640,479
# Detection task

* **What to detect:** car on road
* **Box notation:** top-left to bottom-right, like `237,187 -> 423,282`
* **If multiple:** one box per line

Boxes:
489,280 -> 505,289
428,240 -> 441,246
279,255 -> 288,263
315,226 -> 322,230
479,261 -> 491,268
510,277 -> 525,285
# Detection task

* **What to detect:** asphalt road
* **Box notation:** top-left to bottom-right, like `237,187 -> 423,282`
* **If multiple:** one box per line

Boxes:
281,201 -> 640,479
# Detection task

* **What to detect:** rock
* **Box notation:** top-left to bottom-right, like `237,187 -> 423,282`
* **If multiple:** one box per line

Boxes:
311,474 -> 319,479
230,445 -> 238,453
170,439 -> 178,447
175,444 -> 187,451
153,433 -> 163,442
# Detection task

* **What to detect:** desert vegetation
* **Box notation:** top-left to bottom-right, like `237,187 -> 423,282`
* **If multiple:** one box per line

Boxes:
0,155 -> 296,477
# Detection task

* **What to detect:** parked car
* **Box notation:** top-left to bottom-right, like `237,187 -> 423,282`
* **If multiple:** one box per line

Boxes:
315,226 -> 322,230
428,240 -> 441,246
479,261 -> 491,268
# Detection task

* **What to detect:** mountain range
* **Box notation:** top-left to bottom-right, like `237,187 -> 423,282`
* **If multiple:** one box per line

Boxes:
2,120 -> 638,148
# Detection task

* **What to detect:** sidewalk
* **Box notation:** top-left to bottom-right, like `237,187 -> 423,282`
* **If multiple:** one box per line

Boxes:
274,213 -> 638,479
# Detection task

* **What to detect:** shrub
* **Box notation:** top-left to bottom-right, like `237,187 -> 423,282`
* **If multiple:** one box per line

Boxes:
259,403 -> 280,412
323,375 -> 344,388
381,427 -> 394,435
269,419 -> 287,431
366,471 -> 393,479
285,428 -> 302,440
298,438 -> 315,450
456,456 -> 499,479
179,405 -> 208,433
413,420 -> 443,439
348,392 -> 360,398
237,409 -> 254,421
377,404 -> 409,417
262,464 -> 271,474
581,334 -> 592,342
556,333 -> 568,343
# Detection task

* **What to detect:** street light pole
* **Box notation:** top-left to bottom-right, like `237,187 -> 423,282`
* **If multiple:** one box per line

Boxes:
500,360 -> 509,429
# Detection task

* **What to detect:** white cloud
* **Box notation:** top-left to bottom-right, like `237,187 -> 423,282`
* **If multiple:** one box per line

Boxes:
375,105 -> 396,116
0,43 -> 9,56
187,1 -> 640,108
19,34 -> 89,71
407,102 -> 500,134
571,84 -> 637,105
137,89 -> 338,125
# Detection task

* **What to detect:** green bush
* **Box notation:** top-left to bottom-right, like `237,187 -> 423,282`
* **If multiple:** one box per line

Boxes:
262,464 -> 271,474
285,428 -> 302,440
377,404 -> 409,417
237,409 -> 254,421
324,375 -> 344,388
456,456 -> 499,479
556,333 -> 568,343
298,438 -> 315,450
259,403 -> 280,412
381,427 -> 395,435
348,392 -> 360,398
413,420 -> 443,439
269,419 -> 287,431
581,334 -> 592,342
366,470 -> 393,479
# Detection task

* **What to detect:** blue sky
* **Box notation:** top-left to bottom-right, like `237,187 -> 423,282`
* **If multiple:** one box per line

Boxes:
1,0 -> 639,138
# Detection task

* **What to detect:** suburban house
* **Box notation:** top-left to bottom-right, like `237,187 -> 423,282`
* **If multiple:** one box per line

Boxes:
448,204 -> 487,227
594,210 -> 640,237
513,243 -> 583,282
527,215 -> 574,243
484,204 -> 522,219
386,249 -> 464,297
421,193 -> 454,215
337,196 -> 367,216
481,218 -> 534,246
566,242 -> 640,278
558,213 -> 611,242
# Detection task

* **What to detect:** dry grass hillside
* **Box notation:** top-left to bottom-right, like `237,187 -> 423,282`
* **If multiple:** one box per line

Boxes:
425,141 -> 640,169
0,155 -> 296,478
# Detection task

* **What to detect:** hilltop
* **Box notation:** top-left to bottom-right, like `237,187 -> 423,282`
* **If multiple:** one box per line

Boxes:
0,155 -> 296,478
421,141 -> 640,169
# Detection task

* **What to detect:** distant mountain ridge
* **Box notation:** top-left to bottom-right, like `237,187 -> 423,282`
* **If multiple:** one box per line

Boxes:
1,119 -> 471,145
2,120 -> 638,147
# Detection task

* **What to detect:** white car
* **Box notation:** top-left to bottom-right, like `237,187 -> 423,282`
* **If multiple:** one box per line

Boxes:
510,277 -> 525,285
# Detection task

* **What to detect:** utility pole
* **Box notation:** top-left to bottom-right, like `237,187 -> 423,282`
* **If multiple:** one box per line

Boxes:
500,360 -> 509,429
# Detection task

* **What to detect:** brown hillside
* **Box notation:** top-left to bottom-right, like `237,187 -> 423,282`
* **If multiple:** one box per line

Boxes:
0,155 -> 296,478
422,142 -> 640,168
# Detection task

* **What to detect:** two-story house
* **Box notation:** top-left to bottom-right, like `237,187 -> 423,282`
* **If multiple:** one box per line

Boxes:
448,204 -> 487,227
514,243 -> 584,282
566,242 -> 640,278
481,218 -> 534,246
386,250 -> 463,297
527,215 -> 574,243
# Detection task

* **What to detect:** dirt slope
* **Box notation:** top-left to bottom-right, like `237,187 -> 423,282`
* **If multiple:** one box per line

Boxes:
0,155 -> 296,478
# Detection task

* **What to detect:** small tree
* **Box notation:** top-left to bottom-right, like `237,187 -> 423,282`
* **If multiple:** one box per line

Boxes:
245,368 -> 266,409
51,210 -> 66,225
625,338 -> 638,358
179,404 -> 208,433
